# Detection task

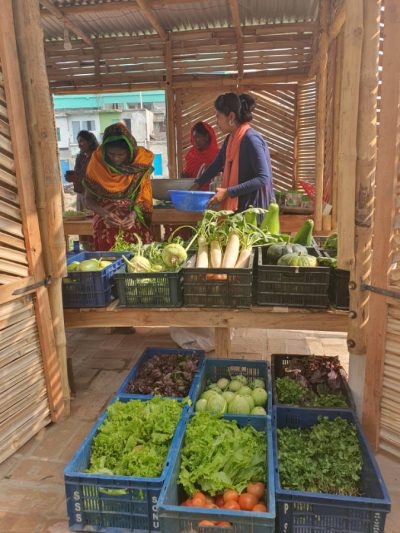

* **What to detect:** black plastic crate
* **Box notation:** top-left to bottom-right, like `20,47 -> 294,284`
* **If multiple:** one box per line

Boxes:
63,252 -> 130,308
329,268 -> 350,309
271,353 -> 355,410
114,268 -> 183,307
312,236 -> 337,258
274,407 -> 391,533
116,346 -> 205,400
256,246 -> 330,308
183,253 -> 254,308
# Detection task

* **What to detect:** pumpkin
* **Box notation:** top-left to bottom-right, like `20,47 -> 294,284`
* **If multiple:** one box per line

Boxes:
266,243 -> 308,264
277,252 -> 318,267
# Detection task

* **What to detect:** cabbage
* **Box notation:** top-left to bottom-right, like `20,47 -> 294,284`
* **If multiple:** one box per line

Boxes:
206,394 -> 227,416
227,395 -> 251,415
228,379 -> 243,392
251,406 -> 267,416
233,374 -> 247,385
243,395 -> 255,410
251,378 -> 266,390
252,387 -> 268,407
217,378 -> 229,390
208,383 -> 222,393
201,389 -> 219,401
237,385 -> 252,396
222,390 -> 235,403
195,398 -> 208,412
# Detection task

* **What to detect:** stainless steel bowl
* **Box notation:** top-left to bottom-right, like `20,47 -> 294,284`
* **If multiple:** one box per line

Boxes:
151,178 -> 194,201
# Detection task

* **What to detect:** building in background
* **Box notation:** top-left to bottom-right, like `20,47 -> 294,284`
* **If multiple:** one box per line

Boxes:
53,91 -> 168,183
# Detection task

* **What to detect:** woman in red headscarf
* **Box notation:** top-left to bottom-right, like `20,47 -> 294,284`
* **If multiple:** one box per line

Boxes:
181,122 -> 219,190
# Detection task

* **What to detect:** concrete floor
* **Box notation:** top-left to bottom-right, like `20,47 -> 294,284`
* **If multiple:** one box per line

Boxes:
0,326 -> 398,533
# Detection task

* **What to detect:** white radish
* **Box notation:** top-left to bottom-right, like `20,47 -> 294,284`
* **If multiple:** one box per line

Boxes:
221,231 -> 240,268
235,246 -> 252,268
209,240 -> 222,268
196,235 -> 209,267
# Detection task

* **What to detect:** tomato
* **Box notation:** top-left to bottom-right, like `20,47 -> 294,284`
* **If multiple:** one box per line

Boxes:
198,520 -> 216,526
252,502 -> 268,512
214,495 -> 224,508
246,481 -> 266,500
192,491 -> 207,507
216,522 -> 232,527
204,503 -> 218,509
181,498 -> 193,506
222,500 -> 241,510
223,489 -> 239,503
238,492 -> 258,511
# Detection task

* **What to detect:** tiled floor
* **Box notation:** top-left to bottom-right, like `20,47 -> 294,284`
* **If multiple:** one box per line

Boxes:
0,326 -> 398,533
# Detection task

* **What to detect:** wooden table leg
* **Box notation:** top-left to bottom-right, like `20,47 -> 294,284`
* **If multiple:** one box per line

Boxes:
214,327 -> 231,357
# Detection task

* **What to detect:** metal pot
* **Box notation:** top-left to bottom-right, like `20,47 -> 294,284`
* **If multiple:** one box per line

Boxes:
151,178 -> 195,201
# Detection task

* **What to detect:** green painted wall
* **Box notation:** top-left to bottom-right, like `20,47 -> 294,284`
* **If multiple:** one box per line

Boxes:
99,112 -> 121,134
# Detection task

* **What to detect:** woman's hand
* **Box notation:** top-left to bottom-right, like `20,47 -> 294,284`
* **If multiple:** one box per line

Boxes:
119,212 -> 137,229
103,211 -> 121,228
208,187 -> 228,206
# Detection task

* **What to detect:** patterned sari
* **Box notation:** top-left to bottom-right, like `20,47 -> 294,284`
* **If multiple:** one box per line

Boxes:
84,123 -> 154,250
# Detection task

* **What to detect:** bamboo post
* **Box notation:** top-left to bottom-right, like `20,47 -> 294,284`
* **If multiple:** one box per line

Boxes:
347,0 -> 381,417
363,0 -> 399,450
314,0 -> 329,231
331,31 -> 344,230
12,0 -> 70,412
293,85 -> 300,189
175,89 -> 183,177
165,38 -> 177,178
0,0 -> 65,421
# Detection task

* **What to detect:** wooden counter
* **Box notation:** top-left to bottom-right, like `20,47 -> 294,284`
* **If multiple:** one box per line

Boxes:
63,304 -> 349,357
63,212 -> 310,243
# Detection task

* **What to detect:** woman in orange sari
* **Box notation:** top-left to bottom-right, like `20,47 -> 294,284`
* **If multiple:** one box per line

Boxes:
84,122 -> 154,250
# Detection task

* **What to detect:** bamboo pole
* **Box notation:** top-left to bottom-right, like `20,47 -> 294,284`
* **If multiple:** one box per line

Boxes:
165,38 -> 177,178
0,0 -> 66,420
331,30 -> 344,230
12,0 -> 70,413
347,0 -> 381,418
336,0 -> 363,271
175,90 -> 183,177
314,0 -> 329,231
363,0 -> 400,450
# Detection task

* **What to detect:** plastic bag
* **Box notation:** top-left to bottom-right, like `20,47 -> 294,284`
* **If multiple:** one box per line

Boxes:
169,327 -> 216,352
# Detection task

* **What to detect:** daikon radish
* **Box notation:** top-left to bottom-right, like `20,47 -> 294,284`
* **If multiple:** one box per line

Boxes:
235,246 -> 252,268
221,231 -> 240,268
196,235 -> 209,267
210,240 -> 222,268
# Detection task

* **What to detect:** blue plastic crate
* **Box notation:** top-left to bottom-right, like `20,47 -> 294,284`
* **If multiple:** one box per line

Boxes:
116,347 -> 205,401
158,414 -> 276,533
193,358 -> 272,417
64,396 -> 186,532
63,251 -> 130,308
271,353 -> 356,410
274,407 -> 391,533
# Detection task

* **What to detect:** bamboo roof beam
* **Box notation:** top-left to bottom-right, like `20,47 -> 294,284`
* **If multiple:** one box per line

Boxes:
39,0 -> 93,47
135,0 -> 168,41
228,0 -> 244,80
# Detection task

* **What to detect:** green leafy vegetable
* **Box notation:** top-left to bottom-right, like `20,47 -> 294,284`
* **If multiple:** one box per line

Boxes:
86,396 -> 184,478
178,413 -> 266,496
278,416 -> 362,495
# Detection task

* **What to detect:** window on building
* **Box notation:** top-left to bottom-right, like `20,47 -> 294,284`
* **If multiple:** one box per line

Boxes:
82,120 -> 96,131
72,120 -> 80,140
56,127 -> 61,142
123,118 -> 132,132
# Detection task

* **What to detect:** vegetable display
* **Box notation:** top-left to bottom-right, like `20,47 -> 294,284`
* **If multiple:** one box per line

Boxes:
67,258 -> 113,272
86,397 -> 184,478
292,218 -> 314,246
277,252 -> 317,267
274,355 -> 349,407
124,352 -> 201,396
195,374 -> 268,416
277,416 -> 362,495
178,413 -> 266,496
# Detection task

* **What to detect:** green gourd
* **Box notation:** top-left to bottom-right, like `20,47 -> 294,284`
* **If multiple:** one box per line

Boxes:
292,219 -> 314,246
260,202 -> 280,233
277,252 -> 317,267
266,243 -> 308,264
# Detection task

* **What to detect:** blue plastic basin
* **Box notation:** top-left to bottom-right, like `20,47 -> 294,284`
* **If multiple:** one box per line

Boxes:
168,190 -> 214,212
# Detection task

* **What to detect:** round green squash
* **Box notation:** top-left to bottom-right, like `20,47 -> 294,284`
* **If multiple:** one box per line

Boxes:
266,243 -> 308,264
277,252 -> 318,267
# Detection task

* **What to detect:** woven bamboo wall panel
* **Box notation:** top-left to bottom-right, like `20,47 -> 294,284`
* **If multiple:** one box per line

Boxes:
380,308 -> 400,459
177,86 -> 304,192
0,68 -> 28,285
296,80 -> 316,187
